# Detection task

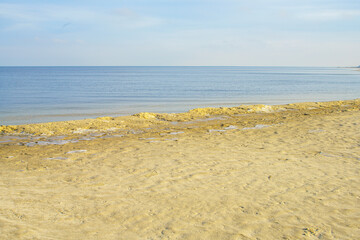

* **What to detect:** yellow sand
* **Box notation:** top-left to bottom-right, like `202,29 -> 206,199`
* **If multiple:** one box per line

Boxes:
0,100 -> 359,239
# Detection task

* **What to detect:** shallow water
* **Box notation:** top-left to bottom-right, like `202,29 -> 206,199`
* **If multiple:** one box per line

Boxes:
1,66 -> 359,125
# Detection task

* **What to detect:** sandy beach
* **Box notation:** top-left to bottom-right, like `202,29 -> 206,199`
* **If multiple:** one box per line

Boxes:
0,99 -> 359,239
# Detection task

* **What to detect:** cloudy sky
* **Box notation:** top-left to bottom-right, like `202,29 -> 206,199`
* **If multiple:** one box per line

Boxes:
0,0 -> 359,66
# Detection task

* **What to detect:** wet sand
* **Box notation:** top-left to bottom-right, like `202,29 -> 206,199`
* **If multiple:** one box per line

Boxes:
1,100 -> 360,239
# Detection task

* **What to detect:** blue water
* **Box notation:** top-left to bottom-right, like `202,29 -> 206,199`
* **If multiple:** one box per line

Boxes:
0,66 -> 359,125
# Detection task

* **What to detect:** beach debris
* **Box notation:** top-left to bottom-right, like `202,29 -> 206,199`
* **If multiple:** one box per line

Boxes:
66,150 -> 87,154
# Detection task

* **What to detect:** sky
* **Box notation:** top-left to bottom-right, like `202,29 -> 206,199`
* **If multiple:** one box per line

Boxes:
0,0 -> 359,66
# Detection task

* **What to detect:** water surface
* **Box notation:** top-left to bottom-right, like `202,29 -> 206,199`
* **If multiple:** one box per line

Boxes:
0,66 -> 359,125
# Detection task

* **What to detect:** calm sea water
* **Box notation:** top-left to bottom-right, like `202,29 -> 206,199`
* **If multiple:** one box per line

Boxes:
0,66 -> 359,125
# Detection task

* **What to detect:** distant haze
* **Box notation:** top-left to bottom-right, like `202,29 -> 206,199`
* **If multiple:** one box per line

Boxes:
0,0 -> 359,66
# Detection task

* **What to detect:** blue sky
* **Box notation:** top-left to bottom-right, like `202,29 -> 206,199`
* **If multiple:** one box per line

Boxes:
0,0 -> 359,66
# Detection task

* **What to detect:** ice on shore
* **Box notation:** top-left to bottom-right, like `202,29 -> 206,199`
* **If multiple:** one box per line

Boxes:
224,125 -> 237,130
46,157 -> 68,160
242,124 -> 270,130
208,129 -> 226,133
66,150 -> 87,154
26,139 -> 78,147
160,131 -> 184,136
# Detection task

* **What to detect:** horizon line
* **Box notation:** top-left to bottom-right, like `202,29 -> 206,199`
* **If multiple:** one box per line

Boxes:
0,65 -> 356,68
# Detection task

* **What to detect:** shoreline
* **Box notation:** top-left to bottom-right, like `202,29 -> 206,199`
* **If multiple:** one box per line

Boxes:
1,99 -> 359,136
3,97 -> 357,126
1,99 -> 360,239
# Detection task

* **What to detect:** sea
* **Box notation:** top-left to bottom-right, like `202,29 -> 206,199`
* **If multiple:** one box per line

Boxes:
0,66 -> 359,125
